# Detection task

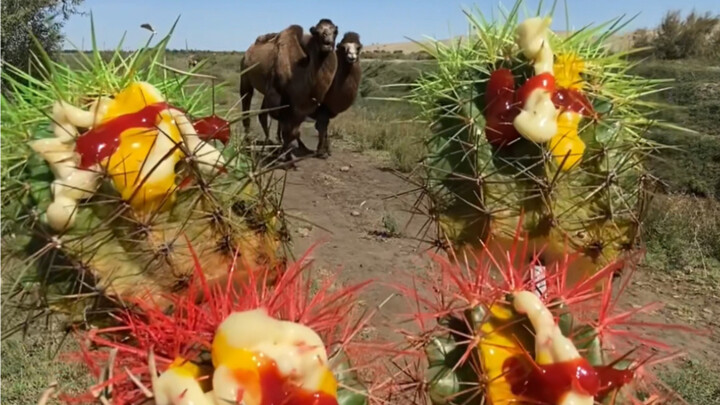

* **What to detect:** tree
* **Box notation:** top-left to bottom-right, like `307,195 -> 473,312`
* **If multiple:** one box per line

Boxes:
1,0 -> 83,74
655,10 -> 720,59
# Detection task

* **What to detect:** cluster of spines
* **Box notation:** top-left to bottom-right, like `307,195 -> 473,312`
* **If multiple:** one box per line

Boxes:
380,229 -> 696,404
0,21 -> 288,339
61,245 -> 373,405
404,2 -> 668,268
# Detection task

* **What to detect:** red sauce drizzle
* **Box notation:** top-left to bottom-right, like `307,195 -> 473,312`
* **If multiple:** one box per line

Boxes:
503,355 -> 634,403
484,69 -> 521,146
192,114 -> 231,145
516,72 -> 556,105
75,102 -> 169,169
552,88 -> 595,117
234,357 -> 338,405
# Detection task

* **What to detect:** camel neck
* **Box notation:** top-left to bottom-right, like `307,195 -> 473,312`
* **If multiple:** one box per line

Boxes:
306,40 -> 332,63
334,54 -> 359,77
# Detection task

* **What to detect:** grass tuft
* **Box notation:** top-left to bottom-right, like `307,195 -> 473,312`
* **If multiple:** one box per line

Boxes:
644,194 -> 720,281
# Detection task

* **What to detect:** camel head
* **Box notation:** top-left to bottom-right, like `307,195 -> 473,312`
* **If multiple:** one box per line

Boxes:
337,32 -> 362,64
310,18 -> 338,53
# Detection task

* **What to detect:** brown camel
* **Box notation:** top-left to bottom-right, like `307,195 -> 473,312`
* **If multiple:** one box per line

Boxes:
309,31 -> 363,158
240,19 -> 338,159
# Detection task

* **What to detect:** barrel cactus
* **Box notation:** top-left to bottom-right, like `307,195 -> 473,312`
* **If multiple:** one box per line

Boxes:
387,230 -> 695,404
381,4 -> 696,404
409,2 -> 669,283
61,248 -> 370,405
1,22 -> 287,326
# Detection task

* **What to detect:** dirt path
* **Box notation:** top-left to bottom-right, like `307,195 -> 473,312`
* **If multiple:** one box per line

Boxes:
275,126 -> 432,334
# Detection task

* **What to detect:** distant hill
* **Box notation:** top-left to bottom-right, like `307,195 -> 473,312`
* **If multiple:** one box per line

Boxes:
365,31 -> 638,55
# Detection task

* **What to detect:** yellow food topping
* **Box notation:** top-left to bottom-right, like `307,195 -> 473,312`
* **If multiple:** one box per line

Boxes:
554,53 -> 585,90
550,111 -> 586,171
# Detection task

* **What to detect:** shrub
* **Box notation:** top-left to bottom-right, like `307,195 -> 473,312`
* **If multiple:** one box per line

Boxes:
643,193 -> 720,279
654,10 -> 720,59
1,0 -> 83,79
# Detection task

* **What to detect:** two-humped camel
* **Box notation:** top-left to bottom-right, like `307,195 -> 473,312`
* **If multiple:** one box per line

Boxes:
240,19 -> 338,161
309,31 -> 363,158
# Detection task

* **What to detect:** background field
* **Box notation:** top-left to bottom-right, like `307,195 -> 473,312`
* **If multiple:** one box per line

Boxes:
3,35 -> 720,405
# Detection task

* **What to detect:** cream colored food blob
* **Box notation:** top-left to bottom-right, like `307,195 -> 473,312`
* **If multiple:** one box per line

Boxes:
30,82 -> 225,232
212,308 -> 330,405
28,98 -> 112,231
149,308 -> 333,405
513,16 -> 559,143
152,367 -> 214,405
513,291 -> 594,405
516,16 -> 554,75
170,109 -> 225,174
513,88 -> 558,143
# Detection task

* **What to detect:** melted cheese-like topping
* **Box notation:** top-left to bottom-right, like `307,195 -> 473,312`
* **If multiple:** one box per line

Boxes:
170,109 -> 225,175
513,88 -> 558,143
31,81 -> 225,231
152,358 -> 214,405
516,17 -> 554,75
150,309 -> 337,405
211,308 -> 336,405
513,291 -> 593,405
28,99 -> 109,231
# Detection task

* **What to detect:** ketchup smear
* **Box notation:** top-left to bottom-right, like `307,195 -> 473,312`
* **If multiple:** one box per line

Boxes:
484,69 -> 521,146
75,102 -> 169,169
503,355 -> 634,403
192,114 -> 231,145
552,88 -> 596,117
234,357 -> 338,405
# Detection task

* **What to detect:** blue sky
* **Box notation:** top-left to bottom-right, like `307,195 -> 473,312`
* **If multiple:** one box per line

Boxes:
63,1 -> 719,51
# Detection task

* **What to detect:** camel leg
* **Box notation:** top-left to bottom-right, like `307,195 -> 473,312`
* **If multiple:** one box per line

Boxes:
278,121 -> 297,168
315,112 -> 331,159
296,136 -> 314,157
239,76 -> 254,134
258,98 -> 272,144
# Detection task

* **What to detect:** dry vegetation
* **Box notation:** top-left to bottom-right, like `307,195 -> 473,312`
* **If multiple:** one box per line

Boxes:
635,10 -> 720,60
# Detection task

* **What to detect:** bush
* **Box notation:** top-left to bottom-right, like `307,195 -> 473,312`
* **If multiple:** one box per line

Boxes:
654,10 -> 720,59
1,0 -> 83,82
644,194 -> 720,278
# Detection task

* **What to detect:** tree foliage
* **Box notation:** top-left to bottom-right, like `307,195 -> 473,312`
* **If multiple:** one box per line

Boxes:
654,10 -> 720,60
1,0 -> 83,74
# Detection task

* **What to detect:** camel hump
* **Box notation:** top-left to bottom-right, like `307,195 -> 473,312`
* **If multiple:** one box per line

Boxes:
276,25 -> 308,67
283,25 -> 305,43
255,32 -> 279,44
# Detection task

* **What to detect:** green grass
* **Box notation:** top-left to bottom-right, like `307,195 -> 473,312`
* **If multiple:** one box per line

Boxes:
660,361 -> 720,405
632,59 -> 720,198
1,334 -> 92,404
330,99 -> 429,172
643,193 -> 720,281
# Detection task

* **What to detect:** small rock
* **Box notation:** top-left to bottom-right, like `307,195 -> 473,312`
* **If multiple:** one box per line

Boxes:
351,210 -> 361,217
703,308 -> 713,314
297,227 -> 310,238
340,165 -> 350,172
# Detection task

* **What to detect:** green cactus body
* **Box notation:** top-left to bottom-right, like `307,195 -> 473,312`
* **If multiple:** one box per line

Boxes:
411,2 -> 666,283
1,21 -> 286,323
386,3 -> 692,404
